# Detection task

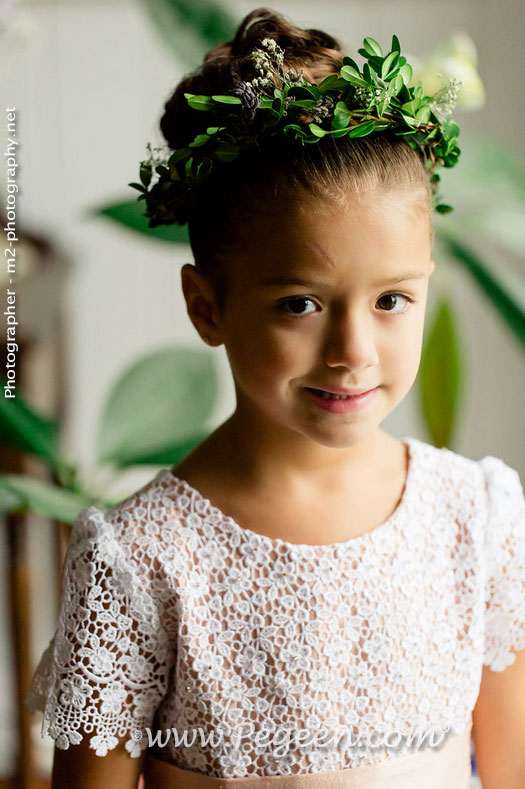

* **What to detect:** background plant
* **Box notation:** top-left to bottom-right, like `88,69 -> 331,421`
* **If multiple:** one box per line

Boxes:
0,347 -> 218,523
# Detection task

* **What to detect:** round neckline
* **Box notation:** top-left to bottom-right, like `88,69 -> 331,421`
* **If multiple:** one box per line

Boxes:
160,436 -> 418,551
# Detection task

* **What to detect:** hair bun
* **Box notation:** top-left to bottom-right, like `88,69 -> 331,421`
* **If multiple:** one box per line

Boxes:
228,7 -> 341,58
160,7 -> 344,150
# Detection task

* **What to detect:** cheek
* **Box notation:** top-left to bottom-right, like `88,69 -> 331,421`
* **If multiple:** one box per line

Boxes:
383,318 -> 425,375
380,314 -> 424,354
226,324 -> 304,389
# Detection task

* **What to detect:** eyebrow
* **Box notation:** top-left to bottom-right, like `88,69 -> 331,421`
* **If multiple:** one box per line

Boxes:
260,272 -> 427,287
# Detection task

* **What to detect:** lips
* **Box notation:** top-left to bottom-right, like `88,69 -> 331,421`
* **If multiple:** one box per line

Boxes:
306,386 -> 375,397
304,385 -> 378,412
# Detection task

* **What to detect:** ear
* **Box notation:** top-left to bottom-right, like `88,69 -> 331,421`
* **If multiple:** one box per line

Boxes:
180,263 -> 222,346
429,258 -> 436,277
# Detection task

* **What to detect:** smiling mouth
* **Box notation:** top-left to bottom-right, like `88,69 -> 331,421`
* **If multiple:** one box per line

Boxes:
306,387 -> 375,400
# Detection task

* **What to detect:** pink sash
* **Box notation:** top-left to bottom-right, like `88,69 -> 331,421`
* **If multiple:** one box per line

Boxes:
142,722 -> 472,788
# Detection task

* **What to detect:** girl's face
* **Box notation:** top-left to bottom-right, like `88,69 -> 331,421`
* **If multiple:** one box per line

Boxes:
185,191 -> 434,452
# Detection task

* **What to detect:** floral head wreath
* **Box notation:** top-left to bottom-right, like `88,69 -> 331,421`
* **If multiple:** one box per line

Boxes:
129,34 -> 462,227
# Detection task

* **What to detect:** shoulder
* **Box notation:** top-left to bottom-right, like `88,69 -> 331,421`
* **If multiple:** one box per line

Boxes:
71,469 -> 204,584
408,435 -> 523,491
476,454 -> 524,554
77,469 -> 195,546
408,435 -> 479,474
407,436 -> 485,503
62,470 -> 201,628
477,454 -> 524,511
408,436 -> 524,531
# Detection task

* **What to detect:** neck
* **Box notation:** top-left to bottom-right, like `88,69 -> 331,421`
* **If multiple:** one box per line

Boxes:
207,408 -> 388,497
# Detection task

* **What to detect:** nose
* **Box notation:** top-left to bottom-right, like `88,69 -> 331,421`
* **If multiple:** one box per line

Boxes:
323,308 -> 379,372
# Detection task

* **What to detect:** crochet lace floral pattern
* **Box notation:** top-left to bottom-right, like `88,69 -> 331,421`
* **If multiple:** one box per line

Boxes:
481,455 -> 525,670
26,437 -> 525,778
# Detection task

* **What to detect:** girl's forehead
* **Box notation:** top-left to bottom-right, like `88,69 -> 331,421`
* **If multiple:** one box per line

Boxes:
231,198 -> 431,284
246,191 -> 427,243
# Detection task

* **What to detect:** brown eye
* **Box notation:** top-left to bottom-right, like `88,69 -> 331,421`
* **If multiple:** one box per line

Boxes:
377,293 -> 413,314
278,297 -> 318,317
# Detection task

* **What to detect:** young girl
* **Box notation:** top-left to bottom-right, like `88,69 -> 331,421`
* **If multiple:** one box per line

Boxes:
27,7 -> 525,789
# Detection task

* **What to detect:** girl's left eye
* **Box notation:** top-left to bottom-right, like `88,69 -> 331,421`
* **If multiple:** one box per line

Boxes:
376,293 -> 414,313
277,293 -> 414,317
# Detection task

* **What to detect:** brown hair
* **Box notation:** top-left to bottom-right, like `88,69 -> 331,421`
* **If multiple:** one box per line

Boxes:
160,7 -> 433,316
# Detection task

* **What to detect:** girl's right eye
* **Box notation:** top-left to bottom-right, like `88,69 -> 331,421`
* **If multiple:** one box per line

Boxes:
277,296 -> 318,317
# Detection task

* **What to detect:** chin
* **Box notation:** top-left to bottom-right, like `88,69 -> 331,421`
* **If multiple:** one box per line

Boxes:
306,424 -> 373,449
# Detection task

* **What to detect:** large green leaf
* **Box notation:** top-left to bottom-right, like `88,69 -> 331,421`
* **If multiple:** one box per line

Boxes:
0,380 -> 60,467
419,297 -> 463,449
97,347 -> 218,467
91,200 -> 190,244
443,135 -> 525,201
0,484 -> 23,514
137,0 -> 235,65
439,135 -> 525,256
442,207 -> 525,258
440,236 -> 525,348
110,430 -> 211,467
0,474 -> 94,523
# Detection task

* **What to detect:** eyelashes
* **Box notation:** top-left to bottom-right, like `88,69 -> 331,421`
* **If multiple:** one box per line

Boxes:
276,293 -> 415,318
376,293 -> 415,313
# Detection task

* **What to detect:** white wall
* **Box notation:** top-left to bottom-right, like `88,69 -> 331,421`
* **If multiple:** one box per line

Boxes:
0,0 -> 524,775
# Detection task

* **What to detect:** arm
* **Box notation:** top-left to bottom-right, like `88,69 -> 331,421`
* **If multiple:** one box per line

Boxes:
51,735 -> 145,789
26,508 -> 176,788
472,648 -> 525,788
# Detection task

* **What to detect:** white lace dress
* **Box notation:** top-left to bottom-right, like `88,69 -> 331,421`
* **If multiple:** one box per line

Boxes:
26,436 -> 525,787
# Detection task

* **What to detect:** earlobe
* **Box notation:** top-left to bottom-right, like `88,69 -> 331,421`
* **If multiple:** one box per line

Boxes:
429,259 -> 436,277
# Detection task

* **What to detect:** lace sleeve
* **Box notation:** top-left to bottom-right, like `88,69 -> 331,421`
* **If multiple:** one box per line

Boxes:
25,506 -> 176,757
479,455 -> 525,672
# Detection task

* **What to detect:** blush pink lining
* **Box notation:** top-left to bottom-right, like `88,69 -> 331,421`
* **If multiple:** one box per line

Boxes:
142,719 -> 472,788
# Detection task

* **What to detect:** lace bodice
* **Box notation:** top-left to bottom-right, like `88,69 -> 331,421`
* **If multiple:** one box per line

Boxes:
26,436 -> 525,779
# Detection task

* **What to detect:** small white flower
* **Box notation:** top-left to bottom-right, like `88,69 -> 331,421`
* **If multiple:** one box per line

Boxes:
59,677 -> 92,709
100,683 -> 127,715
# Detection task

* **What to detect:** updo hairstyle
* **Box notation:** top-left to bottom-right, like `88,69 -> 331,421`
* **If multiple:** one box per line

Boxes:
160,7 -> 432,314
